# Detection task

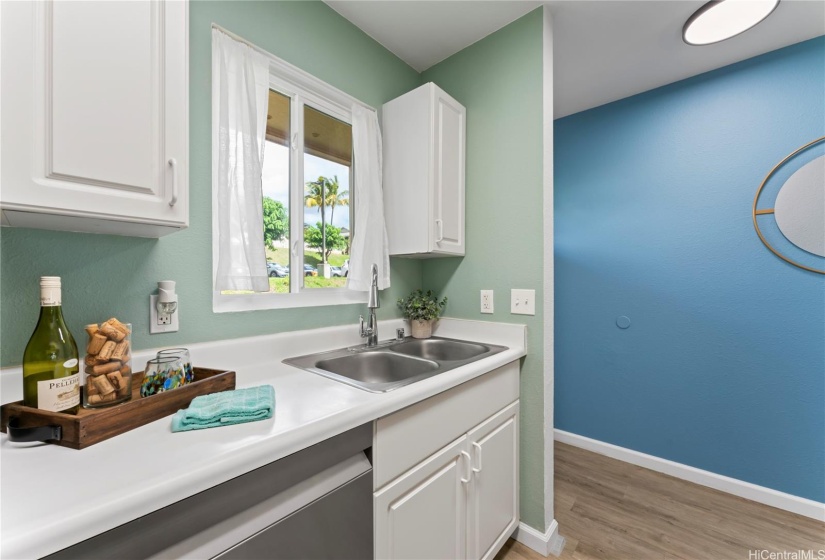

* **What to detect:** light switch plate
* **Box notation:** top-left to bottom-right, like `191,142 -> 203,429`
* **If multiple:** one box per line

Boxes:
510,289 -> 535,315
149,294 -> 180,334
480,290 -> 494,314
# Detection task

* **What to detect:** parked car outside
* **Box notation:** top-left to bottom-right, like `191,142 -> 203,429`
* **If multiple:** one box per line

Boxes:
304,264 -> 318,277
331,266 -> 343,277
341,259 -> 349,277
266,262 -> 287,278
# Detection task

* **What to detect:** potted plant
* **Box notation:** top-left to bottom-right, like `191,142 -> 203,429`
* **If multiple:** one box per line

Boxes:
397,289 -> 447,339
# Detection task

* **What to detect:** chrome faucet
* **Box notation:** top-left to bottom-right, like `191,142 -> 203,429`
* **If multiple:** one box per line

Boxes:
359,264 -> 380,347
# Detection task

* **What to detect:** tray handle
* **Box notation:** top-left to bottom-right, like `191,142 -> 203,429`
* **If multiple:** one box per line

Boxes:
7,417 -> 62,443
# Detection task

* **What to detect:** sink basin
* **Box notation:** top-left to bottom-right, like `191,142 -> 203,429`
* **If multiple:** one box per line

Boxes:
315,352 -> 439,385
283,336 -> 508,393
390,338 -> 489,361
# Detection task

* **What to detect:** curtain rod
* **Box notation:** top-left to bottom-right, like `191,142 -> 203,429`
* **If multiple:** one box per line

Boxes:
211,23 -> 376,113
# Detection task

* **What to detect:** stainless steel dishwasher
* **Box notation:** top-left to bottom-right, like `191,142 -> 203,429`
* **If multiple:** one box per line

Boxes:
46,424 -> 373,560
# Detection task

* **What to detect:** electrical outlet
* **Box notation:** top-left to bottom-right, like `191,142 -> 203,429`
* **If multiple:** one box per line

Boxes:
149,294 -> 179,334
480,290 -> 494,314
510,289 -> 535,315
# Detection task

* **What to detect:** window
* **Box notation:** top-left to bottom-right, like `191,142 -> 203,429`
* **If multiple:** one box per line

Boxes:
213,38 -> 368,312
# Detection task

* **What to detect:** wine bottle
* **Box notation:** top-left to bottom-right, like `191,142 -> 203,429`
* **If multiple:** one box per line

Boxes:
22,276 -> 80,414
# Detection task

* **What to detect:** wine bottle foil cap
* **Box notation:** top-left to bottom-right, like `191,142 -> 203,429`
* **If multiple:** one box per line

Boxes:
40,276 -> 61,288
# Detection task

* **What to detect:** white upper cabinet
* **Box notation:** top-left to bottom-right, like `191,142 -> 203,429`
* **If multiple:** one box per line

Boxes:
382,82 -> 465,257
0,0 -> 188,237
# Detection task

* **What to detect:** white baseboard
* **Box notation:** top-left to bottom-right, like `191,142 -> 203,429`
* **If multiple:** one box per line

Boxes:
555,429 -> 825,522
513,519 -> 564,557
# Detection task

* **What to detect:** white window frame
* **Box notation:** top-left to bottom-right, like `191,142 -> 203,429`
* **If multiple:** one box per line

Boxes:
212,26 -> 370,313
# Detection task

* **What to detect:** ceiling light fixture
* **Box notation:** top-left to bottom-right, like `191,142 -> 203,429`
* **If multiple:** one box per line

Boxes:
683,0 -> 779,46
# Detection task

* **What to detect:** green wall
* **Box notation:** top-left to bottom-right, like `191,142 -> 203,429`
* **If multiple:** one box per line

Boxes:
0,1 -> 422,366
0,0 -> 550,533
422,9 -> 546,530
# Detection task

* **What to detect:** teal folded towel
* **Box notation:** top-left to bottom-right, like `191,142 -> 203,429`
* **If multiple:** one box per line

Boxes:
172,385 -> 275,432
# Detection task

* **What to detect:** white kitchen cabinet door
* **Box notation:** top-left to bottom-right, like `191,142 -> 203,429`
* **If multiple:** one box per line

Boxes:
467,401 -> 520,560
432,89 -> 465,255
374,435 -> 470,560
383,82 -> 465,257
0,0 -> 188,237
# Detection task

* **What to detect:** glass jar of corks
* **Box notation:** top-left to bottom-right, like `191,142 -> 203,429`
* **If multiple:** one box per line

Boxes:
83,318 -> 132,408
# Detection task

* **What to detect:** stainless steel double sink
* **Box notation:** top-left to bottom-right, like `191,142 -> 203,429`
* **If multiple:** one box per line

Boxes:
283,336 -> 508,393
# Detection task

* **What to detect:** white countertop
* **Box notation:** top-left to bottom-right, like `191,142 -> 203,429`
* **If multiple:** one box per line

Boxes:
0,318 -> 526,559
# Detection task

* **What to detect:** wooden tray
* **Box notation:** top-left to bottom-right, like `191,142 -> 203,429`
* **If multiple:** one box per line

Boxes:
0,367 -> 235,449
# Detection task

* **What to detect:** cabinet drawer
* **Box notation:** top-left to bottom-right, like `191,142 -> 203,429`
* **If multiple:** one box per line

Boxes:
374,361 -> 519,489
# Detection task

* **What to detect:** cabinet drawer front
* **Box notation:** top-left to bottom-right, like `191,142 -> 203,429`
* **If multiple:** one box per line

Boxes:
374,361 -> 519,489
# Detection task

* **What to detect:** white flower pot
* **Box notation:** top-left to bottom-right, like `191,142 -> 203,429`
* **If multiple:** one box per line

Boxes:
410,319 -> 434,339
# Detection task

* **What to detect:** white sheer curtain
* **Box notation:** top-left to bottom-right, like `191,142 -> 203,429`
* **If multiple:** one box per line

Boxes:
348,105 -> 391,291
212,28 -> 270,292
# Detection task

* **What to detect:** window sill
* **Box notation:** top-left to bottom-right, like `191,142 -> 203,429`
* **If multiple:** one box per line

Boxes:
213,288 -> 368,313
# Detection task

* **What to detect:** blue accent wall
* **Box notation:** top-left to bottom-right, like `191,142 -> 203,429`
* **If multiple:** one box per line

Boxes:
554,37 -> 825,502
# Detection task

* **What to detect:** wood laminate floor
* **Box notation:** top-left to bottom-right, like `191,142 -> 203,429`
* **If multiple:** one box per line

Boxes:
495,442 -> 825,560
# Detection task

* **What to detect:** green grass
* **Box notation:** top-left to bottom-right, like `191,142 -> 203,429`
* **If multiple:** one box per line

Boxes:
265,245 -> 347,292
219,247 -> 347,294
265,247 -> 348,268
267,275 -> 346,292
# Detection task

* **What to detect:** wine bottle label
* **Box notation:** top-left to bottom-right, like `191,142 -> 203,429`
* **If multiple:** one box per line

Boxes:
37,374 -> 80,412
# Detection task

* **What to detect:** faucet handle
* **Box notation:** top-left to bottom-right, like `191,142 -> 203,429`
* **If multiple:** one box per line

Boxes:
396,328 -> 405,341
359,315 -> 366,337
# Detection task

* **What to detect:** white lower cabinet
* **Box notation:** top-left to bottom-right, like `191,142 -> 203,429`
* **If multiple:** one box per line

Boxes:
373,362 -> 520,560
467,402 -> 519,560
374,435 -> 469,560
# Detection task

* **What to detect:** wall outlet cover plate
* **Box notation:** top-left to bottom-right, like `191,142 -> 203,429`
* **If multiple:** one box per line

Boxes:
510,289 -> 535,315
480,290 -> 494,314
149,294 -> 180,334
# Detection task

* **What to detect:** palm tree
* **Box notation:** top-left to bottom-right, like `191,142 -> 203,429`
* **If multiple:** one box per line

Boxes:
324,175 -> 349,226
305,177 -> 328,264
305,176 -> 349,265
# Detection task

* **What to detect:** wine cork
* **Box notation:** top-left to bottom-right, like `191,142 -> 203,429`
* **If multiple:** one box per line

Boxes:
84,324 -> 99,337
88,392 -> 116,405
99,323 -> 126,342
91,374 -> 115,396
119,365 -> 131,377
111,340 -> 129,362
106,318 -> 131,336
91,361 -> 120,376
87,333 -> 107,355
87,380 -> 99,396
98,340 -> 116,361
106,371 -> 125,391
84,355 -> 97,367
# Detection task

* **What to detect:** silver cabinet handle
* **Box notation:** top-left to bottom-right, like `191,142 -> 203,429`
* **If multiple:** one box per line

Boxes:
472,441 -> 482,474
168,158 -> 178,207
435,219 -> 444,243
459,450 -> 472,484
